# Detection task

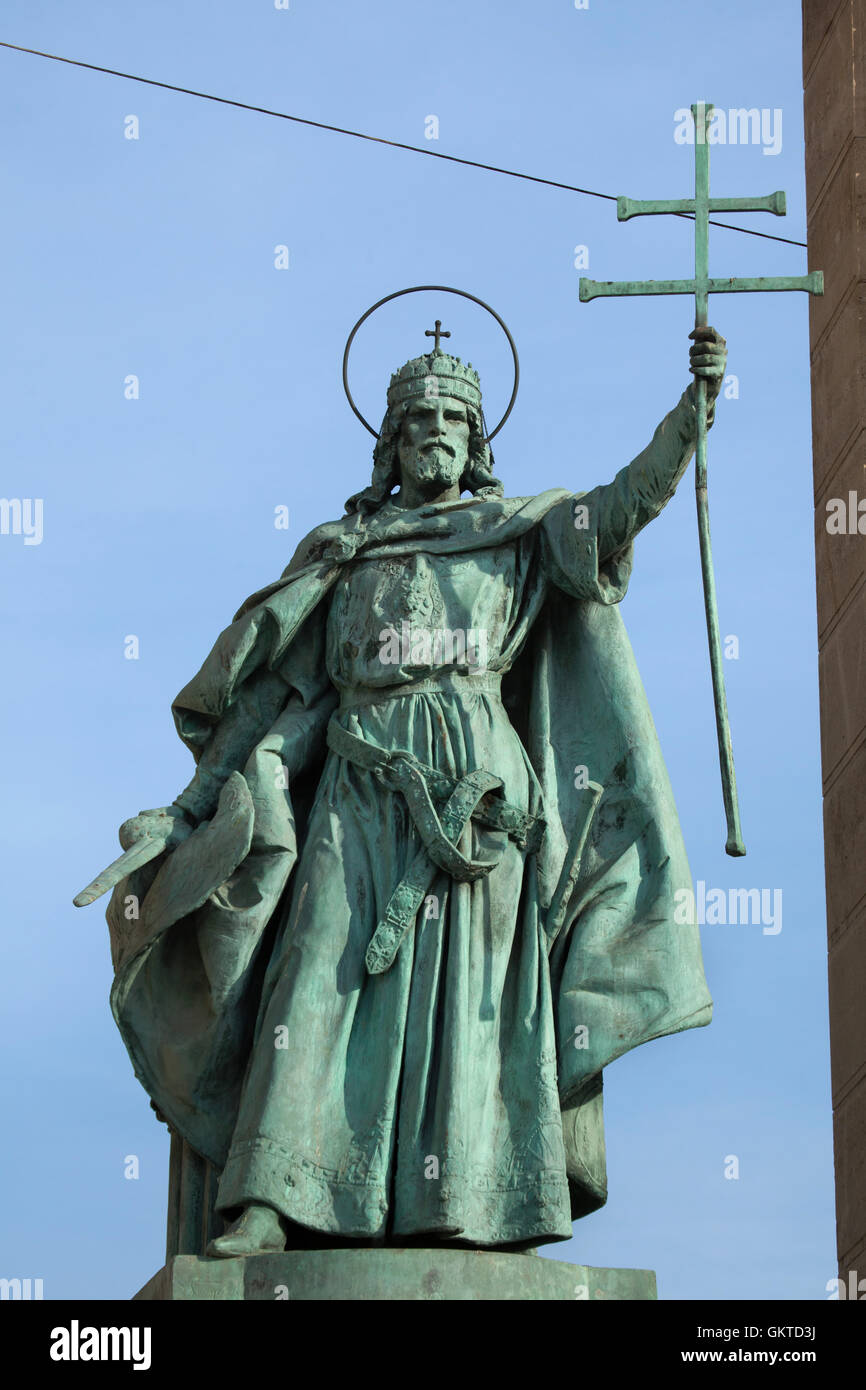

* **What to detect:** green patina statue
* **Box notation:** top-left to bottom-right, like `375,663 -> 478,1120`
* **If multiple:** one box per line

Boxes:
83,323 -> 725,1257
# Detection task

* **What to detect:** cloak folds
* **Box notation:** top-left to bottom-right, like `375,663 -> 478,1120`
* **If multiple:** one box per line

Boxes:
107,488 -> 712,1234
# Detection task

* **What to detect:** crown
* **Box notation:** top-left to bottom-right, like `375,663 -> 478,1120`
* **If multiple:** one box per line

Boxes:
387,349 -> 482,412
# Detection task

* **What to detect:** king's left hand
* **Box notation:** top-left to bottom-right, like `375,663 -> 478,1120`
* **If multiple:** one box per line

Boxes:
688,325 -> 727,402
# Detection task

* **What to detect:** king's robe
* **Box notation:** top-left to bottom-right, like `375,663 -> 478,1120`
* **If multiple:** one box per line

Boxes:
107,385 -> 714,1248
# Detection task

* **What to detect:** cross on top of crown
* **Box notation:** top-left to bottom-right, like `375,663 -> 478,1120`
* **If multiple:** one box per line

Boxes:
425,319 -> 451,352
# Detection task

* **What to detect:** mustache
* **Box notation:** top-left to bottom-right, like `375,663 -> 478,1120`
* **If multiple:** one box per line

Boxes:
416,441 -> 456,458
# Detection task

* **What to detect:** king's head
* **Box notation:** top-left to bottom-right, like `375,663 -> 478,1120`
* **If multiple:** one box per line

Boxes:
345,345 -> 501,515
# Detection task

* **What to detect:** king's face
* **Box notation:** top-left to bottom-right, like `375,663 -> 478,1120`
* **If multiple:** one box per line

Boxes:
397,395 -> 471,497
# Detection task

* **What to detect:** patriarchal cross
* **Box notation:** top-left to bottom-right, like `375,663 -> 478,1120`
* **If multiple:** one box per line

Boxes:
580,101 -> 823,858
425,319 -> 451,351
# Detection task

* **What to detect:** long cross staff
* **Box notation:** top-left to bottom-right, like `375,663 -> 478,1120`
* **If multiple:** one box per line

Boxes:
580,101 -> 823,857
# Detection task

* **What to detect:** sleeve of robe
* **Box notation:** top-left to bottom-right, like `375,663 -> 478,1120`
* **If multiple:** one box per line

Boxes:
540,384 -> 710,595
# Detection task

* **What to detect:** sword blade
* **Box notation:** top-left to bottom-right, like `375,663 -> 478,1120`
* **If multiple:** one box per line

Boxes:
72,835 -> 168,907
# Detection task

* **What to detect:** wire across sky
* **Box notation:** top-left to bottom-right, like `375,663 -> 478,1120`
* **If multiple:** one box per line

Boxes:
0,39 -> 808,249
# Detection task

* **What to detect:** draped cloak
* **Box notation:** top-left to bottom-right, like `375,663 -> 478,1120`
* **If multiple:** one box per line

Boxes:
106,400 -> 713,1248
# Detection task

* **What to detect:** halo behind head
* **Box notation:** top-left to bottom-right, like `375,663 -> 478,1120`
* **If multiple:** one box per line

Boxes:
342,285 -> 519,443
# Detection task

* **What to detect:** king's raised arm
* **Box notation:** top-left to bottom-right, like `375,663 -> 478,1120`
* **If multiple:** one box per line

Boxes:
591,326 -> 727,561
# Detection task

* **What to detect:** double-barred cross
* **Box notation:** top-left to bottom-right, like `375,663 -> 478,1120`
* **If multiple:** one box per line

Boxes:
580,101 -> 823,858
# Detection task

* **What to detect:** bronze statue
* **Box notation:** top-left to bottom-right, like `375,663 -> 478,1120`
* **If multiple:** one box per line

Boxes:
77,314 -> 726,1258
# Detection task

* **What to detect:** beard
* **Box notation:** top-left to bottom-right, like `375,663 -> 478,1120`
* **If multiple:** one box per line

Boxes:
401,444 -> 465,492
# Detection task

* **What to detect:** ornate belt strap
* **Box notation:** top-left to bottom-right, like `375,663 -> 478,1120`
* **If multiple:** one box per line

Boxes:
364,769 -> 501,975
325,717 -> 545,974
326,718 -> 544,850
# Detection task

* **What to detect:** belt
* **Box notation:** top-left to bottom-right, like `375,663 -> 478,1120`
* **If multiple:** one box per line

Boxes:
326,717 -> 545,974
338,669 -> 503,711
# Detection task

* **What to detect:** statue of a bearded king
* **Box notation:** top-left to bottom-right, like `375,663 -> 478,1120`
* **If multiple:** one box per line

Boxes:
99,324 -> 725,1256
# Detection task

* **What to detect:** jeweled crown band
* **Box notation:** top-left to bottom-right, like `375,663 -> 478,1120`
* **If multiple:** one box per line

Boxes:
386,350 -> 482,411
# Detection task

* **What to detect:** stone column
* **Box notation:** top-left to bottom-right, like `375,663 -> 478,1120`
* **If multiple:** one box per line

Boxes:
803,0 -> 866,1292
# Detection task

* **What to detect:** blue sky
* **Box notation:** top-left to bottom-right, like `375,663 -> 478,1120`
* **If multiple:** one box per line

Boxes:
0,1 -> 834,1300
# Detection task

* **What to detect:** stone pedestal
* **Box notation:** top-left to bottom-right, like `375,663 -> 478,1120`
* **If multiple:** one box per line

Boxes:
134,1249 -> 657,1301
